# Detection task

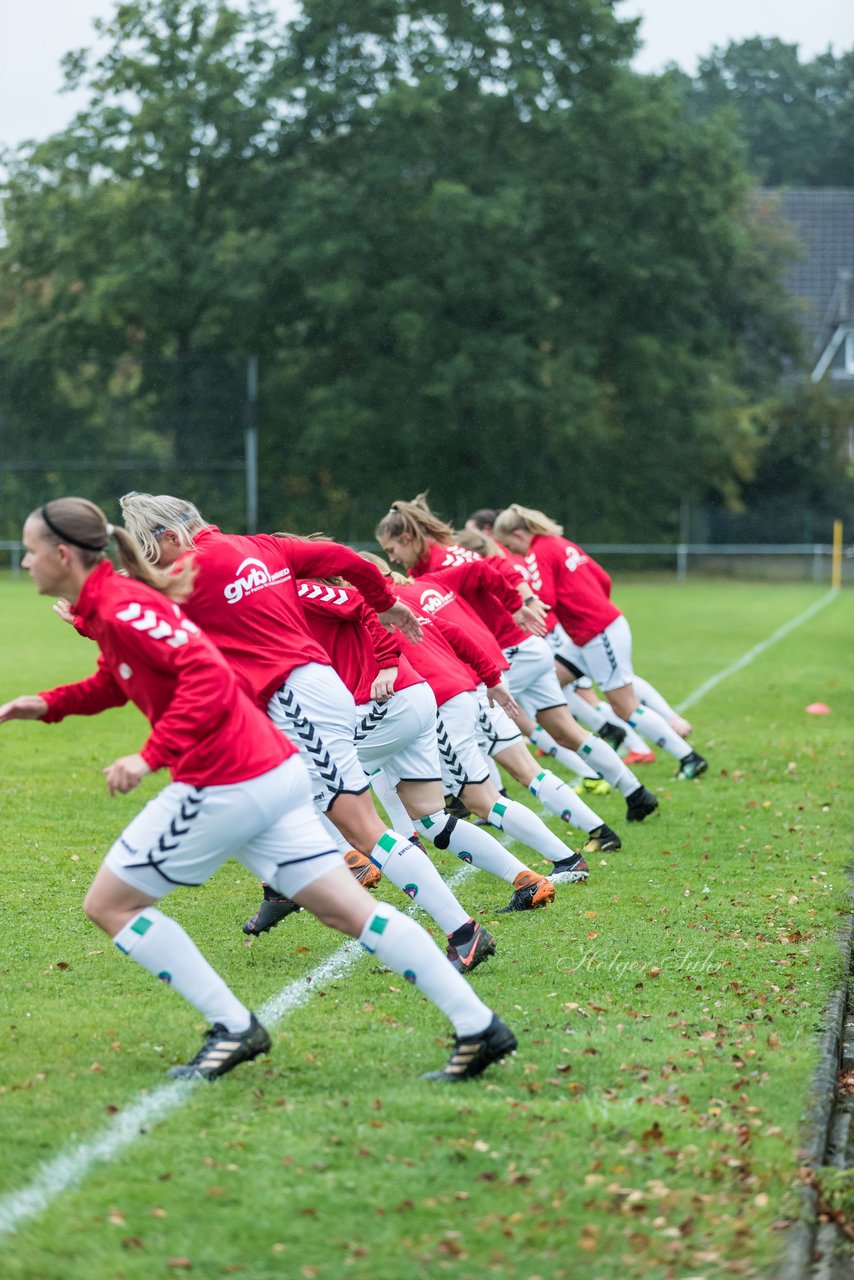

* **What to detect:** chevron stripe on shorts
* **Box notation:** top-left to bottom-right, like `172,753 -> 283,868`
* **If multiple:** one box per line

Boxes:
435,716 -> 468,791
354,703 -> 390,743
273,688 -> 346,794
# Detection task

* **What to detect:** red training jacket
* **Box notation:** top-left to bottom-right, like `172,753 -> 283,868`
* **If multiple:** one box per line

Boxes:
524,535 -> 620,646
173,527 -> 398,707
295,580 -> 424,705
40,560 -> 291,785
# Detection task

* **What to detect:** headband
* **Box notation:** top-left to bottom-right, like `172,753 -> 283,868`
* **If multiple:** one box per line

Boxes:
41,505 -> 110,552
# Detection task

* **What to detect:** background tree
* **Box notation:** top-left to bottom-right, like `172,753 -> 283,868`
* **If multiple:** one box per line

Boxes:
0,0 -> 815,543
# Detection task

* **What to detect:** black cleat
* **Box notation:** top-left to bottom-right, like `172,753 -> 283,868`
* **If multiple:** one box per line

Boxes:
626,785 -> 659,822
444,793 -> 472,821
676,750 -> 708,781
446,923 -> 497,973
548,852 -> 590,884
242,883 -> 302,936
598,721 -> 627,751
168,1014 -> 271,1081
423,1014 -> 517,1082
582,823 -> 622,853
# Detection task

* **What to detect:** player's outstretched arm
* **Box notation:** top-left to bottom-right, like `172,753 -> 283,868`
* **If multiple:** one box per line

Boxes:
0,695 -> 49,723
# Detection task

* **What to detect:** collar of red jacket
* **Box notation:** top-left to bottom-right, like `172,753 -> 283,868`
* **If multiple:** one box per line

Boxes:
72,557 -> 114,621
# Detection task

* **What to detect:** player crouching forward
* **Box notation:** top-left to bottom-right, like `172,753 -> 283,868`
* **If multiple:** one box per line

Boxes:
1,498 -> 517,1083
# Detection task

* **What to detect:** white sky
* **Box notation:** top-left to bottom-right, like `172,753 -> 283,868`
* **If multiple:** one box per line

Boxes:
0,0 -> 852,150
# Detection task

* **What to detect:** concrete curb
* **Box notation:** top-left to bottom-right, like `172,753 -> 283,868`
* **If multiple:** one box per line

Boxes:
774,903 -> 854,1279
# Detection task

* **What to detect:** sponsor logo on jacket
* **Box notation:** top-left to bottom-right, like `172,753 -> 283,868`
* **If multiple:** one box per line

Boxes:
224,558 -> 291,603
418,587 -> 453,614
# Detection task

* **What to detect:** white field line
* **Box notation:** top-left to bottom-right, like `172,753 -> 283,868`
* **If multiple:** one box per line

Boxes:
0,588 -> 838,1240
0,866 -> 474,1241
675,588 -> 839,713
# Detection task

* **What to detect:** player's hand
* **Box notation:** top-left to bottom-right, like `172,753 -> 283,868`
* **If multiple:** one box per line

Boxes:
378,601 -> 423,642
370,667 -> 398,703
486,683 -> 521,720
53,598 -> 76,626
513,597 -> 549,637
0,695 -> 49,724
104,753 -> 152,796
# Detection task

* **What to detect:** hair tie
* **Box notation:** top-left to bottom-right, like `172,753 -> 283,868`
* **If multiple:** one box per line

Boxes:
105,522 -> 114,538
41,504 -> 108,553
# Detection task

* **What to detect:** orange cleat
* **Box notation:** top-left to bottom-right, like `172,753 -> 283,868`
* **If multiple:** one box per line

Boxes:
624,749 -> 656,765
499,869 -> 556,912
344,849 -> 382,889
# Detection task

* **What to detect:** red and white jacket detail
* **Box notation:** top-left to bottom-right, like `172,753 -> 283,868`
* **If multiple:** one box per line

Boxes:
40,560 -> 292,785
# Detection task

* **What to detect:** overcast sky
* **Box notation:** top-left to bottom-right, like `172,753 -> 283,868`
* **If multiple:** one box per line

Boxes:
1,0 -> 852,150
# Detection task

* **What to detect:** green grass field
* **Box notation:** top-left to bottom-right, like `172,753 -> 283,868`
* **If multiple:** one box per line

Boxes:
1,577 -> 852,1279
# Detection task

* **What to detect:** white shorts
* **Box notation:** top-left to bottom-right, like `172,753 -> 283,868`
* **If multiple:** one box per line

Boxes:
354,682 -> 442,789
549,624 -> 593,689
475,687 -> 523,757
576,615 -> 634,691
435,692 -> 491,795
267,662 -> 369,812
104,756 -> 342,900
503,635 -> 567,716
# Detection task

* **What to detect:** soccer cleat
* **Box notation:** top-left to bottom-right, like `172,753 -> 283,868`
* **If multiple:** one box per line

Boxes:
574,776 -> 612,797
626,785 -> 659,822
168,1014 -> 271,1081
582,823 -> 622,853
598,721 -> 627,751
498,869 -> 556,912
422,1013 -> 517,1082
242,884 -> 302,936
446,923 -> 497,973
548,852 -> 590,884
444,793 -> 472,821
344,848 -> 382,888
624,749 -> 656,765
676,750 -> 708,781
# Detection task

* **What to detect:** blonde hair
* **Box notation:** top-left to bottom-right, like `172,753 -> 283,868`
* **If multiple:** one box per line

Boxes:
119,491 -> 206,565
33,497 -> 194,601
358,550 -> 407,586
374,493 -> 455,562
492,503 -> 563,542
454,527 -> 501,558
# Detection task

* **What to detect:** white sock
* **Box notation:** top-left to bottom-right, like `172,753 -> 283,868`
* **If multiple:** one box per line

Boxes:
632,675 -> 676,722
563,687 -> 608,731
578,733 -> 642,799
359,905 -> 492,1036
529,725 -> 598,779
370,830 -> 469,934
627,705 -> 691,762
369,770 -> 418,837
414,810 -> 528,884
487,797 -> 569,865
529,768 -> 600,836
113,908 -> 251,1034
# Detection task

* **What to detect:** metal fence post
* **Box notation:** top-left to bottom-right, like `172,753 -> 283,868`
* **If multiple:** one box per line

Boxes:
677,543 -> 688,583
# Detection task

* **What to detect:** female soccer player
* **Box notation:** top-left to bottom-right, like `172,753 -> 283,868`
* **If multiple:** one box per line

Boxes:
0,499 -> 516,1082
117,493 -> 484,949
376,498 -> 659,824
492,505 -> 708,779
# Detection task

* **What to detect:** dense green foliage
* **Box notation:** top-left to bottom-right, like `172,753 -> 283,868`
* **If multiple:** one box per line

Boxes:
0,2 -> 848,542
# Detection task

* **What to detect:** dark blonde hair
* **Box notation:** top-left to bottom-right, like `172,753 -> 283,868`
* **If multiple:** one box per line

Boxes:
33,498 -> 195,601
358,550 -> 407,586
454,527 -> 501,558
374,493 -> 455,563
492,503 -> 564,542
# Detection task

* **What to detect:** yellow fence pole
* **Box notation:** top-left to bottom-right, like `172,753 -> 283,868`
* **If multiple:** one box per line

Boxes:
832,519 -> 843,589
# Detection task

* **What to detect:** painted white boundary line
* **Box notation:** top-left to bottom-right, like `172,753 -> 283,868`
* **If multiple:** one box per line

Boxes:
0,867 -> 474,1241
0,587 -> 839,1241
675,588 -> 838,713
